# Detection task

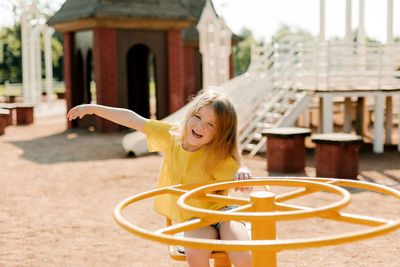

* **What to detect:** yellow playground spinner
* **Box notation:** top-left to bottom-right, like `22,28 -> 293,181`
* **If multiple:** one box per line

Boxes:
114,177 -> 400,267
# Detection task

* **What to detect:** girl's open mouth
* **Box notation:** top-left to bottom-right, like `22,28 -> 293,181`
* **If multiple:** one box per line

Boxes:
192,129 -> 202,138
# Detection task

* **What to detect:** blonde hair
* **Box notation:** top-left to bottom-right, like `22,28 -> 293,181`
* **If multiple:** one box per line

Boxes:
171,87 -> 241,173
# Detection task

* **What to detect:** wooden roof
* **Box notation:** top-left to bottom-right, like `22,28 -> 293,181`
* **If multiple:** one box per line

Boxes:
48,0 -> 196,31
48,0 -> 242,44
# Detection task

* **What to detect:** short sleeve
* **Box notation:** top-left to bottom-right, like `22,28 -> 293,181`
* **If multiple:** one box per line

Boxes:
212,156 -> 239,182
145,120 -> 173,152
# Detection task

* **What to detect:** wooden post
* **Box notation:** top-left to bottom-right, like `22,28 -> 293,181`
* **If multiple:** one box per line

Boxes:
356,97 -> 365,135
343,97 -> 352,133
374,94 -> 385,153
322,94 -> 333,133
385,96 -> 392,145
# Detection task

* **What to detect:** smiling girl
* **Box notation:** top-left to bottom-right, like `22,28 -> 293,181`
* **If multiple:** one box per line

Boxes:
67,88 -> 252,266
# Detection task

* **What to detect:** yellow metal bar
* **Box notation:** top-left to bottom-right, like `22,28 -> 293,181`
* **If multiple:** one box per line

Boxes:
178,179 -> 351,222
275,202 -> 390,227
158,206 -> 254,235
113,178 -> 400,254
199,194 -> 250,205
250,191 -> 277,267
165,187 -> 188,196
275,180 -> 337,202
275,187 -> 314,202
157,218 -> 205,235
278,177 -> 400,199
325,212 -> 391,227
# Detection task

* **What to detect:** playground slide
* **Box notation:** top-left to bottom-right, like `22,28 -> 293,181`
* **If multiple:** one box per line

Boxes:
121,72 -> 266,156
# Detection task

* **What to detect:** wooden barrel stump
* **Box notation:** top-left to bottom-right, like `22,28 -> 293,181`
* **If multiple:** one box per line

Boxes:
262,127 -> 311,173
312,133 -> 363,179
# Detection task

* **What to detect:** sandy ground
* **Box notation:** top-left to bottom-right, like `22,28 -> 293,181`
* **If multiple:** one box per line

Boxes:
1,100 -> 400,267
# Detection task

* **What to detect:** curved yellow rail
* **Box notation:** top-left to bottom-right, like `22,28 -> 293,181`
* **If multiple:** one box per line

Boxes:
113,177 -> 400,267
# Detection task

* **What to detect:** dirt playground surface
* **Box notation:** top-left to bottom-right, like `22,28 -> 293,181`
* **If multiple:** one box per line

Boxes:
1,100 -> 400,266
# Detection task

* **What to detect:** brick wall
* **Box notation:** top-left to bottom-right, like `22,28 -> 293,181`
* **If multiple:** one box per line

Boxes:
167,30 -> 184,113
93,28 -> 119,132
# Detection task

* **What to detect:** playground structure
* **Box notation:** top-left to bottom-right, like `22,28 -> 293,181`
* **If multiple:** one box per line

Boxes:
197,0 -> 232,88
239,41 -> 400,155
122,39 -> 400,156
122,0 -> 400,156
114,177 -> 400,267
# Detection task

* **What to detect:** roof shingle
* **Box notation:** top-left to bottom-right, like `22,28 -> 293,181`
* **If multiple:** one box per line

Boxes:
48,0 -> 196,25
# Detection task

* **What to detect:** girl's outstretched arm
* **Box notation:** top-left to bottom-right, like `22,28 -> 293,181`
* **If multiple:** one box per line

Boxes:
67,104 -> 148,133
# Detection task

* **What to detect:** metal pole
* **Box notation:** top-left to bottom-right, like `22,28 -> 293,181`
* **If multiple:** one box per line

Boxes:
250,191 -> 276,267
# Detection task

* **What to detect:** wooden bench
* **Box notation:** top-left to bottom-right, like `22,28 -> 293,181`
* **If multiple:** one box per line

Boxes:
262,127 -> 311,173
0,108 -> 10,135
0,103 -> 35,125
311,133 -> 363,179
0,103 -> 15,126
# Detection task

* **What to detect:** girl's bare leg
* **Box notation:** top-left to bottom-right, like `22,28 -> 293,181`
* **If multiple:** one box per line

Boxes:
184,225 -> 218,267
219,221 -> 252,267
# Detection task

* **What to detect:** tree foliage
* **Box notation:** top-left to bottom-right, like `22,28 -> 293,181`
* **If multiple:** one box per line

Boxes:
233,28 -> 263,76
0,1 -> 64,85
0,23 -> 64,84
0,24 -> 22,83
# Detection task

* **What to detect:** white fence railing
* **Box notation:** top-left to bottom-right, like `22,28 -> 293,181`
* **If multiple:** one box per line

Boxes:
249,41 -> 400,91
2,81 -> 65,96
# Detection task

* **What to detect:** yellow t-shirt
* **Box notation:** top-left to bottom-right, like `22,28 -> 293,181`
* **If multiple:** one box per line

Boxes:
145,119 -> 239,222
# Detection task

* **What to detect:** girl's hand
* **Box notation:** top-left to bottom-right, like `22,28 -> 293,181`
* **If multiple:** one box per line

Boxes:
234,166 -> 253,192
67,105 -> 93,121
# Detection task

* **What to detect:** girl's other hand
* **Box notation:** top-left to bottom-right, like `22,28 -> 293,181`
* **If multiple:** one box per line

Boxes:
67,104 -> 92,121
234,166 -> 253,192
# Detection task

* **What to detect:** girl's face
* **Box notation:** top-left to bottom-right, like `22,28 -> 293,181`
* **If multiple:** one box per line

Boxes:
183,104 -> 217,151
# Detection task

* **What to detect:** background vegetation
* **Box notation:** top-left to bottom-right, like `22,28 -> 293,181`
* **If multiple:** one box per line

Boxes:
0,24 -> 64,84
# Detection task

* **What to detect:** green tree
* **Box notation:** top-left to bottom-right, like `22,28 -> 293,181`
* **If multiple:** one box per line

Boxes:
0,23 -> 64,84
0,24 -> 22,83
48,30 -> 64,82
0,2 -> 64,84
233,28 -> 262,76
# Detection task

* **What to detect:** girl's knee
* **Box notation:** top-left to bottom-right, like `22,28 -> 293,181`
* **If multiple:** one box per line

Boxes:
226,251 -> 251,267
218,221 -> 250,241
218,221 -> 251,266
185,248 -> 211,267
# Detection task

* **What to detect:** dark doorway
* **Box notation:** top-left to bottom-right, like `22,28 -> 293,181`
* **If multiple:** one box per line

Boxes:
70,50 -> 84,127
85,49 -> 94,104
73,50 -> 84,106
127,44 -> 157,119
74,49 -> 95,128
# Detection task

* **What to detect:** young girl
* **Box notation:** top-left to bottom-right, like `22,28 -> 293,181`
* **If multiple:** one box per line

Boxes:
67,88 -> 252,267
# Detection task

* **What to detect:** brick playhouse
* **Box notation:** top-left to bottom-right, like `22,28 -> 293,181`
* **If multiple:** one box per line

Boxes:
48,0 -> 240,132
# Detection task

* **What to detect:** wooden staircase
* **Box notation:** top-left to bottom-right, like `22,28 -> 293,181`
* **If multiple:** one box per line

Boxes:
235,44 -> 314,156
239,87 -> 312,156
